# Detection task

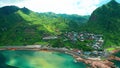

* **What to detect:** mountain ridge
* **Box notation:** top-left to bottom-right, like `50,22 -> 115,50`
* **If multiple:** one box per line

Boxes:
0,5 -> 89,46
1,0 -> 120,49
86,0 -> 120,47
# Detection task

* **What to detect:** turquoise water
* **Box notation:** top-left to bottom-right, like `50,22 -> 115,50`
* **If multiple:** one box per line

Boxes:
0,50 -> 86,68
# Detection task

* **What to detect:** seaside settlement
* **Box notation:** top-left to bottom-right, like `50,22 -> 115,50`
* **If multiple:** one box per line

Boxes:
63,31 -> 104,49
43,31 -> 104,50
0,32 -> 120,68
42,31 -> 120,68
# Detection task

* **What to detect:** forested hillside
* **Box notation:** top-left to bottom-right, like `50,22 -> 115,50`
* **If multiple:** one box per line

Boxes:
1,0 -> 120,50
86,0 -> 120,47
0,6 -> 89,46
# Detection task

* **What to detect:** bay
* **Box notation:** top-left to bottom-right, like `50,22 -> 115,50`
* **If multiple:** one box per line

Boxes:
0,50 -> 86,68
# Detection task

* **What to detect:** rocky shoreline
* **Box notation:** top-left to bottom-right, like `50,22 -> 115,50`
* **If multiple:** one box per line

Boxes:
74,56 -> 115,68
73,53 -> 120,68
108,55 -> 120,61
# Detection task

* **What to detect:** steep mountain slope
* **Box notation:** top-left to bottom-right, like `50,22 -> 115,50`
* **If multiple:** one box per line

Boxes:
86,0 -> 120,47
0,6 -> 89,46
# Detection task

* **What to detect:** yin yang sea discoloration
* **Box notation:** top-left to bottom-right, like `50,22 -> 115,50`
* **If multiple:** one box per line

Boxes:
0,50 -> 86,68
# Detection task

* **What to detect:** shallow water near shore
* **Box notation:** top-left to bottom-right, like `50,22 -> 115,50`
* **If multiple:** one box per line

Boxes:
0,50 -> 86,68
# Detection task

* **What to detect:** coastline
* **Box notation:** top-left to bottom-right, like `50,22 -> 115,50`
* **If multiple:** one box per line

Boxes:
74,55 -> 117,68
0,46 -> 120,68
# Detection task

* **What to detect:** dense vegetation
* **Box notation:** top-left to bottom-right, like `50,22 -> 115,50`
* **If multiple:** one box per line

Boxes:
85,0 -> 120,48
0,6 -> 91,50
0,0 -> 120,50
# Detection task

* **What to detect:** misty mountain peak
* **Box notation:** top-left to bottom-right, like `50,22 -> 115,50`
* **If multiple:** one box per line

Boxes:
108,0 -> 119,7
0,5 -> 20,15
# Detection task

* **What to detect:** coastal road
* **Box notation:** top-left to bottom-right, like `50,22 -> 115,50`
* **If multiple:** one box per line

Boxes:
0,46 -> 81,57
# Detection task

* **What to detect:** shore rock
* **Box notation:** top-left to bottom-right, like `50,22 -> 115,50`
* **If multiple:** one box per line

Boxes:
76,57 -> 115,68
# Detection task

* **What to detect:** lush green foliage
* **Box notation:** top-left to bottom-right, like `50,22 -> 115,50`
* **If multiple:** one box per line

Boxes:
1,0 -> 120,50
0,6 -> 89,50
85,0 -> 120,47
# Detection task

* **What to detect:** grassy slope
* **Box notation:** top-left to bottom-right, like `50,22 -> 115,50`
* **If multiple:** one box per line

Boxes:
0,6 -> 89,47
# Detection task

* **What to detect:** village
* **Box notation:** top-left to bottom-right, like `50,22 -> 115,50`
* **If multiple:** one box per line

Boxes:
63,31 -> 104,50
42,31 -> 109,59
43,31 -> 104,50
62,31 -> 108,59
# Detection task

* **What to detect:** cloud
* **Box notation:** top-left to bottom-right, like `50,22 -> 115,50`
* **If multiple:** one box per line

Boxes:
73,0 -> 102,15
0,0 -> 26,7
0,0 -> 111,15
0,0 -> 26,3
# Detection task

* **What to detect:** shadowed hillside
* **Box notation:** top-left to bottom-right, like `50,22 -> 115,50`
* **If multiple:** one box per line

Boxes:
86,0 -> 120,47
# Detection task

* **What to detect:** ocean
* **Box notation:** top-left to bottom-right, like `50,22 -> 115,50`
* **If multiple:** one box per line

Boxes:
0,50 -> 86,68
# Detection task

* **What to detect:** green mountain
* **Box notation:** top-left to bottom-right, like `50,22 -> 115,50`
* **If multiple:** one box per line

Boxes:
0,6 -> 89,46
86,0 -> 120,47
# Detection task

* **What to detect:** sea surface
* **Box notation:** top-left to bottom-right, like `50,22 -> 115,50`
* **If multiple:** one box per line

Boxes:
0,50 -> 86,68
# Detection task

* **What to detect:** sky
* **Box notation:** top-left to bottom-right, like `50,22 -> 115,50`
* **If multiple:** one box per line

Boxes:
0,0 -> 120,15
